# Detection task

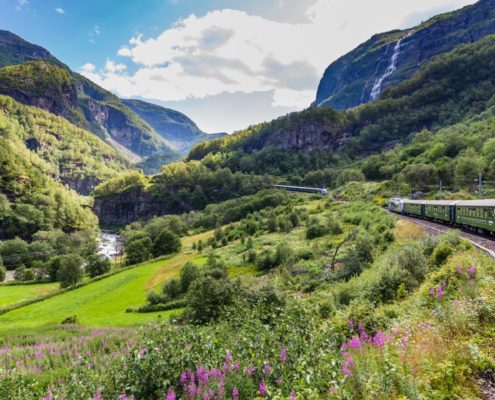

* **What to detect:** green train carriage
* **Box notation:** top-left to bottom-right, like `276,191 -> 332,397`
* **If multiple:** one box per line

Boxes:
455,200 -> 495,233
423,200 -> 458,223
402,200 -> 424,217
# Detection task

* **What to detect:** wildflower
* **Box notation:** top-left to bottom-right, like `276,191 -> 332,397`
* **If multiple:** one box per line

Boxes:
348,336 -> 361,349
275,379 -> 283,385
372,331 -> 386,348
436,285 -> 444,299
259,380 -> 267,397
225,352 -> 233,364
166,389 -> 176,400
119,393 -> 127,400
232,360 -> 240,370
93,394 -> 103,400
42,388 -> 53,400
180,371 -> 188,385
232,387 -> 239,399
457,264 -> 463,275
429,287 -> 435,297
264,362 -> 271,375
348,319 -> 354,328
290,391 -> 297,400
139,347 -> 148,357
246,364 -> 255,376
401,336 -> 408,349
280,346 -> 287,363
466,266 -> 477,279
340,342 -> 347,351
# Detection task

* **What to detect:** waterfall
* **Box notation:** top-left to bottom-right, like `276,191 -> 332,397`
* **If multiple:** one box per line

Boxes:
370,34 -> 409,101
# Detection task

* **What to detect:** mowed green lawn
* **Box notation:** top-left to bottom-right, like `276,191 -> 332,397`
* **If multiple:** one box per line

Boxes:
0,282 -> 59,308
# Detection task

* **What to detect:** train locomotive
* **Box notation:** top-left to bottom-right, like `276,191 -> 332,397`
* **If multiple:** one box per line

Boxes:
388,198 -> 495,235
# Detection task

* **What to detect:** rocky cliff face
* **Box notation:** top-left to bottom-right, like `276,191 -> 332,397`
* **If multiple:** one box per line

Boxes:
94,188 -> 164,226
314,0 -> 495,109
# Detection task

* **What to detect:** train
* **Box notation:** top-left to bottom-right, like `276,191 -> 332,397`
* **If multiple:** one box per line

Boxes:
274,185 -> 328,196
388,198 -> 495,234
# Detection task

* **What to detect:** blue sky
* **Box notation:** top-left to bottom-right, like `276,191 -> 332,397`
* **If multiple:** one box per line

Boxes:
0,0 -> 477,133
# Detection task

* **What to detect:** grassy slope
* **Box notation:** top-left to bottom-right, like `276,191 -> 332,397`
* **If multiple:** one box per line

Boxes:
0,283 -> 59,307
0,231 -> 212,333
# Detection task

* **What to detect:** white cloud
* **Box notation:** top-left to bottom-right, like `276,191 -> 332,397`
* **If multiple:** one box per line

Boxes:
81,0 -> 477,132
80,63 -> 96,73
55,7 -> 64,14
15,0 -> 28,10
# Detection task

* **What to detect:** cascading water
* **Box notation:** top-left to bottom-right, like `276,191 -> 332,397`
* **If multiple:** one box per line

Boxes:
370,33 -> 409,101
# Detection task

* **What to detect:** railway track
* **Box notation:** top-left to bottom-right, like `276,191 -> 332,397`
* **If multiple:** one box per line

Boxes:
391,212 -> 495,258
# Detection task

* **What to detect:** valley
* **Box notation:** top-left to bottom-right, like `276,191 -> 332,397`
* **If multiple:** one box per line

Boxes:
1,0 -> 495,399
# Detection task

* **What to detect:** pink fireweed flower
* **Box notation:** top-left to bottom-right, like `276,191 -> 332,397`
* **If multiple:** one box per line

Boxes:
275,379 -> 283,385
232,387 -> 239,399
119,393 -> 127,400
340,342 -> 347,351
429,287 -> 435,297
290,391 -> 296,400
466,266 -> 476,279
280,346 -> 287,363
246,364 -> 255,376
264,362 -> 271,375
166,389 -> 176,400
225,352 -> 233,364
232,360 -> 240,370
93,394 -> 103,400
457,264 -> 463,275
348,319 -> 354,328
348,336 -> 361,349
372,331 -> 387,348
259,380 -> 267,397
436,285 -> 444,299
139,347 -> 148,357
180,371 -> 188,385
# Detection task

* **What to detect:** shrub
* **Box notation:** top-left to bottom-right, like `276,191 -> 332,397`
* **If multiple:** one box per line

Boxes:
57,255 -> 84,288
306,222 -> 328,239
185,276 -> 237,324
14,265 -> 26,281
179,262 -> 201,293
23,268 -> 35,281
0,266 -> 6,282
86,254 -> 111,278
126,236 -> 153,265
162,279 -> 182,301
430,242 -> 454,267
152,229 -> 181,257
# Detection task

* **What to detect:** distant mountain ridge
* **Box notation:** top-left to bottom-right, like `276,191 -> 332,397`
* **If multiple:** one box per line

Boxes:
0,30 -> 217,167
314,0 -> 495,109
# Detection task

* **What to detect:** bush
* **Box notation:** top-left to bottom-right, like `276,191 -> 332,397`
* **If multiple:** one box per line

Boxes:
179,262 -> 200,293
185,276 -> 237,324
163,279 -> 182,301
86,254 -> 112,278
0,266 -> 6,282
126,236 -> 153,265
23,268 -> 35,281
430,242 -> 454,267
14,265 -> 26,281
57,255 -> 84,288
152,229 -> 181,257
306,222 -> 328,239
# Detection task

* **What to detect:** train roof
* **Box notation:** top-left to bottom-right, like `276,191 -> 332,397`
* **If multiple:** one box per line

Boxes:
422,200 -> 460,206
401,199 -> 425,204
456,199 -> 495,207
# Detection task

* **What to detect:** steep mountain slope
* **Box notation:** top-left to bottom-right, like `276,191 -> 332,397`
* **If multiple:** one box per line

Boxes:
189,33 -> 495,164
0,94 -> 128,195
122,99 -> 225,154
0,30 -> 178,162
122,99 -> 225,173
0,95 -> 128,239
0,30 -> 59,68
314,0 -> 495,109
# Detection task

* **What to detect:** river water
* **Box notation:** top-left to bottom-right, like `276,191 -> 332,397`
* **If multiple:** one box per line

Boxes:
97,232 -> 122,260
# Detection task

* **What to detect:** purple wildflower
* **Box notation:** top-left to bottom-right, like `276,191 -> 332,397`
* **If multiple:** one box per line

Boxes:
372,331 -> 386,348
225,352 -> 232,364
264,362 -> 271,375
280,346 -> 287,363
232,387 -> 239,400
119,393 -> 127,400
348,319 -> 354,328
246,364 -> 255,376
436,285 -> 444,299
429,287 -> 435,297
166,389 -> 176,400
180,371 -> 188,385
93,394 -> 103,400
290,391 -> 297,400
466,266 -> 477,279
259,380 -> 267,397
348,336 -> 361,349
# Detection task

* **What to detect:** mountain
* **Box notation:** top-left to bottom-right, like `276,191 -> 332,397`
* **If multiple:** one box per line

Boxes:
189,33 -> 495,165
0,94 -> 133,239
0,30 -> 179,162
314,0 -> 495,109
122,99 -> 226,154
122,99 -> 226,174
